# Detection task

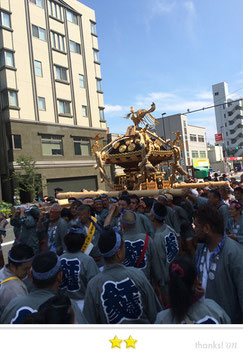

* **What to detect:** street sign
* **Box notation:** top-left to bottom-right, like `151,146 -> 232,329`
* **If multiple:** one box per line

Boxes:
215,133 -> 223,143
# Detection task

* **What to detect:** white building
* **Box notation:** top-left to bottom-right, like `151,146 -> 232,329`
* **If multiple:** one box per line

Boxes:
212,82 -> 243,157
207,145 -> 226,173
156,114 -> 208,171
0,0 -> 107,201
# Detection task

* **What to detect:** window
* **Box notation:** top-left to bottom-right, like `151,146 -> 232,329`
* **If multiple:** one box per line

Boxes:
13,134 -> 22,149
96,78 -> 102,92
58,100 -> 71,114
99,108 -> 105,121
34,60 -> 42,76
82,105 -> 87,117
93,49 -> 99,62
190,134 -> 197,142
32,25 -> 46,40
41,135 -> 63,156
51,31 -> 65,52
225,122 -> 227,127
79,74 -> 84,88
73,137 -> 91,156
30,0 -> 43,7
183,121 -> 187,127
198,135 -> 204,142
192,150 -> 199,158
91,21 -> 96,35
69,40 -> 81,54
48,1 -> 62,21
0,11 -> 11,28
38,97 -> 46,110
0,51 -> 14,67
199,151 -> 206,158
66,10 -> 78,24
2,90 -> 18,108
55,65 -> 68,81
215,92 -> 219,96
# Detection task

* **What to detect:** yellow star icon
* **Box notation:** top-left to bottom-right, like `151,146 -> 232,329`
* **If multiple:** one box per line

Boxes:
109,335 -> 123,349
124,336 -> 137,349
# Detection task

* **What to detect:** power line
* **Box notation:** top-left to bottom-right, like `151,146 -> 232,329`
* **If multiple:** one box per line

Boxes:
181,98 -> 242,116
203,86 -> 243,109
155,88 -> 243,118
155,97 -> 242,118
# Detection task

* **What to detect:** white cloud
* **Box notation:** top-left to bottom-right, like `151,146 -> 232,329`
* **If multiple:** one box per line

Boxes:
195,91 -> 213,100
105,105 -> 123,113
183,1 -> 197,42
150,0 -> 176,15
184,1 -> 196,14
104,89 -> 218,142
134,90 -> 212,114
143,0 -> 176,29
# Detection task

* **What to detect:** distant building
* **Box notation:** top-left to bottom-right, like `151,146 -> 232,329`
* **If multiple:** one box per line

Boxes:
212,82 -> 243,157
0,0 -> 107,201
208,145 -> 242,173
156,114 -> 208,173
207,145 -> 226,173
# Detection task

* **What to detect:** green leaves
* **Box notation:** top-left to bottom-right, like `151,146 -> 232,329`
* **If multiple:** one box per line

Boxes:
11,155 -> 45,202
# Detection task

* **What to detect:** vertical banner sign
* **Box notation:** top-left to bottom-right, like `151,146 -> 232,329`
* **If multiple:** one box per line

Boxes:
215,133 -> 223,143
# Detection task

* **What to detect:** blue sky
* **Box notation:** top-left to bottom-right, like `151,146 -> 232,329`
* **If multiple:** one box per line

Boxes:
79,0 -> 243,142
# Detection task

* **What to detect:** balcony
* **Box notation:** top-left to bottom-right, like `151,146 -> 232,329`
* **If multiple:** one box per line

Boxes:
227,109 -> 243,123
228,127 -> 243,140
227,99 -> 243,114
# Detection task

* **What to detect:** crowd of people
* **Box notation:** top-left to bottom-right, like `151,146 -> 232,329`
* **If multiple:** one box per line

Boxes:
0,172 -> 243,324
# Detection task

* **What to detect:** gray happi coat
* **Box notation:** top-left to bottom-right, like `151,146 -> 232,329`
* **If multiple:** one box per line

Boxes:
122,229 -> 156,283
60,251 -> 99,299
152,223 -> 179,290
0,266 -> 28,317
18,215 -> 39,254
226,215 -> 243,244
83,263 -> 162,324
196,236 -> 243,323
135,213 -> 155,238
0,288 -> 87,324
155,298 -> 231,324
164,206 -> 181,236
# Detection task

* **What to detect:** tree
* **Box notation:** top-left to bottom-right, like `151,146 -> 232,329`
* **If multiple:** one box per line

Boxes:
11,155 -> 44,202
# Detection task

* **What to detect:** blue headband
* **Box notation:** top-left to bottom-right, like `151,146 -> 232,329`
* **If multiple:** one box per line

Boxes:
32,257 -> 61,280
158,194 -> 168,201
8,253 -> 34,264
101,230 -> 122,258
110,197 -> 118,203
151,203 -> 165,222
120,209 -> 136,226
66,226 -> 84,235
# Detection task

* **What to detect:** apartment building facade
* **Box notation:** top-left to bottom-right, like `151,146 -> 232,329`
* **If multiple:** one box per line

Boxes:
156,114 -> 208,172
212,82 -> 243,157
0,0 -> 107,201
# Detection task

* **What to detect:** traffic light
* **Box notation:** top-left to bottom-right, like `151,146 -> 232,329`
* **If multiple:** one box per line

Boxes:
236,147 -> 239,150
